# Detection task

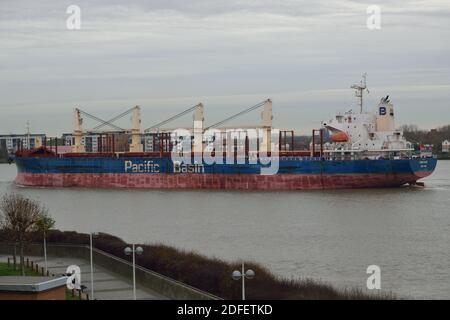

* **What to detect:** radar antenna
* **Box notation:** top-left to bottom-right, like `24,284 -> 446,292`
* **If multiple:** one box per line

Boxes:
351,73 -> 369,113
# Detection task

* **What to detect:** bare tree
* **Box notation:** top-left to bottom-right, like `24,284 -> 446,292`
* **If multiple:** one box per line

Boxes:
36,212 -> 55,273
0,194 -> 48,276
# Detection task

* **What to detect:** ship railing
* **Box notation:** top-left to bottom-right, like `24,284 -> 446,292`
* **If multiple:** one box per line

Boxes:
324,148 -> 416,161
43,150 -> 327,158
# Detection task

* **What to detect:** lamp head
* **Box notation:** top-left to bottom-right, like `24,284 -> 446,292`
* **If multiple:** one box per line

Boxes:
124,247 -> 132,256
245,269 -> 255,279
231,270 -> 242,281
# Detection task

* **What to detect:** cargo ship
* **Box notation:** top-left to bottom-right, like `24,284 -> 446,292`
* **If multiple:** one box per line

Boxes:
14,77 -> 437,190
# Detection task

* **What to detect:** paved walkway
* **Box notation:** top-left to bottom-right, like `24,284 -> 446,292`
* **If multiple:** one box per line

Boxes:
0,254 -> 167,300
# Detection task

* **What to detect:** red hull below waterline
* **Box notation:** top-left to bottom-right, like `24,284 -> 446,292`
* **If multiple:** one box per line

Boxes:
15,172 -> 427,190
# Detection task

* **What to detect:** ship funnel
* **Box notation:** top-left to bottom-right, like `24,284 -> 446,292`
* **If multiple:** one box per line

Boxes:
376,97 -> 395,132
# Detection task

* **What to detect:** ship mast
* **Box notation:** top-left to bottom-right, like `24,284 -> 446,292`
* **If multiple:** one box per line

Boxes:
351,73 -> 368,113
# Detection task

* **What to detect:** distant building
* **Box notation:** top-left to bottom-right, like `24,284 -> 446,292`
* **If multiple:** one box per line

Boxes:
442,140 -> 450,153
62,133 -> 99,152
420,144 -> 434,157
0,140 -> 6,155
0,134 -> 46,154
62,132 -> 131,152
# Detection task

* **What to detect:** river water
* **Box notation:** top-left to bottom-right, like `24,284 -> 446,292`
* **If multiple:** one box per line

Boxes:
0,162 -> 449,299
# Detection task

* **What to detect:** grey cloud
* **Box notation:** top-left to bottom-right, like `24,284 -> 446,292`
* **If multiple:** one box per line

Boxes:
0,0 -> 449,135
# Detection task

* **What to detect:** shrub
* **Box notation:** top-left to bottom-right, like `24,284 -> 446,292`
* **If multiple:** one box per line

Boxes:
0,229 -> 394,299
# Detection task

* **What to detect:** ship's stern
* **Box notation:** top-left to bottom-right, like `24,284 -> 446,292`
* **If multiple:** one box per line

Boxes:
409,157 -> 437,180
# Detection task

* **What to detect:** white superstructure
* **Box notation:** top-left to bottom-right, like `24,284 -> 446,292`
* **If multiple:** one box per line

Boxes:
322,75 -> 413,159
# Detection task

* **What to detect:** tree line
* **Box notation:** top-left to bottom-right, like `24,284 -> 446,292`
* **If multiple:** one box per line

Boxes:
399,124 -> 450,155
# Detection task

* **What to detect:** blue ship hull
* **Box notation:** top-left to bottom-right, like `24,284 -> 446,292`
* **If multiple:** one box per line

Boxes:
14,156 -> 437,190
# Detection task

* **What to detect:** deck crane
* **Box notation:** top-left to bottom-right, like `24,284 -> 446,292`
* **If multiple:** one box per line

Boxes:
143,103 -> 204,153
205,99 -> 273,153
76,108 -> 126,132
72,106 -> 142,153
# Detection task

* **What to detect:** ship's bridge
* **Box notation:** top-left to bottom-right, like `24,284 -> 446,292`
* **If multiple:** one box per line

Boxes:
321,78 -> 413,158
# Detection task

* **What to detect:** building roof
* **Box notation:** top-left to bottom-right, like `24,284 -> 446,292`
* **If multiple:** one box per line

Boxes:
0,134 -> 46,138
0,276 -> 67,292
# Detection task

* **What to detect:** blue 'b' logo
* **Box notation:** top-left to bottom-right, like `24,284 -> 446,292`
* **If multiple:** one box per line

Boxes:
379,107 -> 386,115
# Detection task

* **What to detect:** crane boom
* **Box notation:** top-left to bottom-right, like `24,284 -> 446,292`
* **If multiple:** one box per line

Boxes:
144,104 -> 200,132
93,107 -> 136,130
78,109 -> 125,131
205,100 -> 268,130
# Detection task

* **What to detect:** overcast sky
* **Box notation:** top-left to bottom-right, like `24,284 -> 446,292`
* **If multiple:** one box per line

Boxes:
1,0 -> 449,135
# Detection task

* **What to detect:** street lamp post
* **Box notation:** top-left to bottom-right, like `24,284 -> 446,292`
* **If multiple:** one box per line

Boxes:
43,232 -> 47,274
89,232 -> 100,300
124,244 -> 144,300
232,262 -> 255,300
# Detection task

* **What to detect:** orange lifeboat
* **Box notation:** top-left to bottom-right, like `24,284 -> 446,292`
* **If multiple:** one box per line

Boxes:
331,131 -> 349,142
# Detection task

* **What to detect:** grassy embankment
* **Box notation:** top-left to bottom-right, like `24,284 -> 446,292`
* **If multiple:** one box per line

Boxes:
0,262 -> 40,276
1,230 -> 394,300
